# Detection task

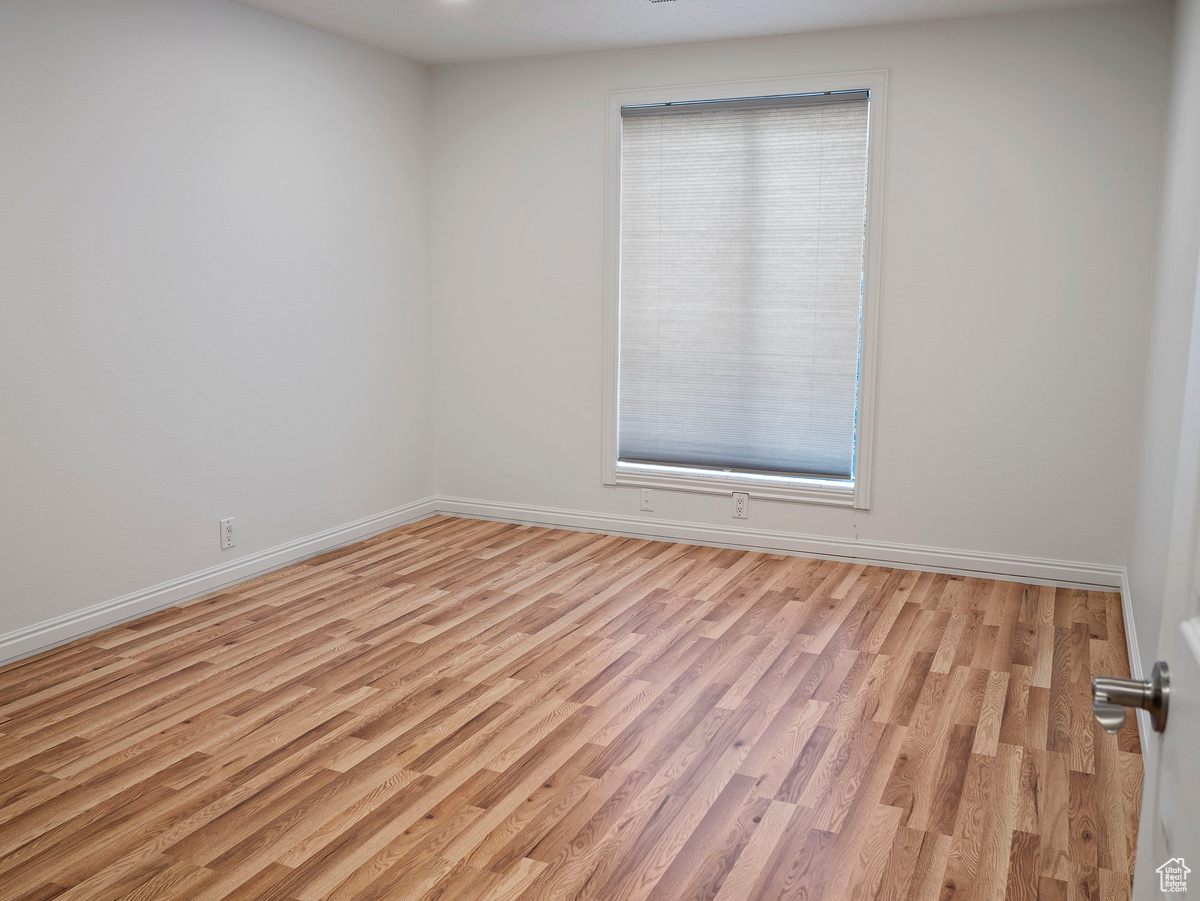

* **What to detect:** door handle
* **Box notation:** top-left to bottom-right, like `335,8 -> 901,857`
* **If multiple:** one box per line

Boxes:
1091,660 -> 1169,734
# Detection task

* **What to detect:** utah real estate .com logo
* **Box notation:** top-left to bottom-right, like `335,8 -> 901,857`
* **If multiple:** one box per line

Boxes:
1158,858 -> 1190,893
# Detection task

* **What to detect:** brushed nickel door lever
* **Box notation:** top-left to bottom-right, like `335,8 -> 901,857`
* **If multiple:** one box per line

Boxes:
1091,660 -> 1169,734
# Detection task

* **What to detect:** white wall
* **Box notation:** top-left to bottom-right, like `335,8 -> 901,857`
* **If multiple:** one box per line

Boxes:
430,3 -> 1171,576
0,0 -> 1176,664
0,0 -> 433,652
1127,0 -> 1200,674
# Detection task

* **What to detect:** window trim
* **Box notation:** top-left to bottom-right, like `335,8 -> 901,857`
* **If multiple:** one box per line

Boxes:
601,71 -> 889,510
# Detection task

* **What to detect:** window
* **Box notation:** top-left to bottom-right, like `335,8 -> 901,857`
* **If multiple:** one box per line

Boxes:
602,73 -> 887,508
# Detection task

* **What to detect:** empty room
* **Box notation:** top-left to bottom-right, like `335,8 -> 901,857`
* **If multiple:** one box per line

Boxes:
2,0 -> 1199,898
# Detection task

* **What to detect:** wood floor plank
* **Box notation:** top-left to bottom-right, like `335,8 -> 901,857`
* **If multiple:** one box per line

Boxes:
828,802 -> 905,901
1004,830 -> 1042,901
0,516 -> 1142,901
905,830 -> 954,901
873,824 -> 926,901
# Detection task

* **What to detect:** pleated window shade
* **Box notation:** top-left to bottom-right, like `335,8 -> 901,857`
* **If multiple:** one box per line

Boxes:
618,95 -> 870,480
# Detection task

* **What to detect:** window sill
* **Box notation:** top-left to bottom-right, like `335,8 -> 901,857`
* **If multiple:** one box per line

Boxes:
612,462 -> 857,507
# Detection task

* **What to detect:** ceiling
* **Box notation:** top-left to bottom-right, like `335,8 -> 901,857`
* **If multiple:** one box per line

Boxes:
232,0 -> 1135,64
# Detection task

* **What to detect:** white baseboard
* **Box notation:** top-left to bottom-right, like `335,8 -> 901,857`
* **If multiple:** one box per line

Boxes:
436,496 -> 1124,590
1119,569 -> 1154,761
0,496 -> 437,667
1120,569 -> 1146,682
444,500 -> 1154,753
2,493 -> 1128,669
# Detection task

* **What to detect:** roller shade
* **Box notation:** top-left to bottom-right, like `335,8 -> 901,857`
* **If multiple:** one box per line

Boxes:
617,94 -> 870,480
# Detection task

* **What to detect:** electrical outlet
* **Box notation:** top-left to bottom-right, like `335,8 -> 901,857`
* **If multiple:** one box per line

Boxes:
220,517 -> 236,550
640,488 -> 653,512
732,492 -> 748,519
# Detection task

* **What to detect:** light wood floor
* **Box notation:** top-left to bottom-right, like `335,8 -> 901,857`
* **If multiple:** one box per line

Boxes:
0,517 -> 1142,901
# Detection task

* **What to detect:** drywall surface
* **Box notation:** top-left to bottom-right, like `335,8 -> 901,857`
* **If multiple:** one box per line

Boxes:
1127,0 -> 1200,673
430,3 -> 1170,571
0,0 -> 433,637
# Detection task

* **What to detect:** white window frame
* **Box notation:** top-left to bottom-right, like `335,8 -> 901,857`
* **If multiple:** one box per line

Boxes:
602,71 -> 889,510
